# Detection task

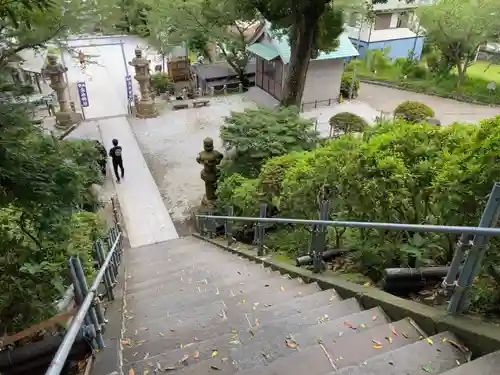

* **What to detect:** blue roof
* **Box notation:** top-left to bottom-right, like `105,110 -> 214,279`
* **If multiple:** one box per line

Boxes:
254,21 -> 359,64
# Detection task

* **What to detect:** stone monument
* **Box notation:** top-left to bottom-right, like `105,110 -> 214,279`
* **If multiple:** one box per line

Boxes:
196,137 -> 223,206
42,54 -> 82,129
129,48 -> 158,119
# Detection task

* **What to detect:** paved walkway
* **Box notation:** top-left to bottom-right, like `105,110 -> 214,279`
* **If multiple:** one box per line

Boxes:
358,83 -> 500,125
98,116 -> 178,248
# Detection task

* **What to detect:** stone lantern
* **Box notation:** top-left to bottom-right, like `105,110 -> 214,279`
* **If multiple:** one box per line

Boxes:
129,48 -> 158,119
42,54 -> 82,129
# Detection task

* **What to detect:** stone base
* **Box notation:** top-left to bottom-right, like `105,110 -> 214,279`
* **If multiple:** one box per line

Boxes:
54,111 -> 83,129
135,100 -> 158,119
201,195 -> 216,209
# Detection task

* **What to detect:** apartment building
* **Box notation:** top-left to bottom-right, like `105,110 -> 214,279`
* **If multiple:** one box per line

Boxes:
345,0 -> 431,60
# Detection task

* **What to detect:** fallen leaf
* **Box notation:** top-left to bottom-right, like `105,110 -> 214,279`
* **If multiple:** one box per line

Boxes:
338,332 -> 344,337
372,339 -> 382,345
132,352 -> 138,357
421,364 -> 434,372
143,370 -> 148,375
386,336 -> 393,344
210,365 -> 221,371
158,333 -> 164,337
242,298 -> 246,303
121,338 -> 131,346
221,357 -> 228,362
180,355 -> 189,364
372,315 -> 377,321
426,338 -> 433,345
249,329 -> 255,337
255,318 -> 260,328
135,330 -> 138,335
165,366 -> 178,371
363,282 -> 370,286
372,344 -> 383,349
448,340 -> 469,353
402,332 -> 409,339
344,321 -> 356,329
170,329 -> 176,332
212,351 -> 218,357
361,323 -> 367,328
144,353 -> 150,360
180,344 -> 184,349
390,325 -> 398,336
285,338 -> 298,349
194,337 -> 200,341
280,286 -> 285,292
194,351 -> 200,359
135,340 -> 147,346
442,338 -> 447,342
388,361 -> 394,366
129,369 -> 135,375
229,340 -> 240,345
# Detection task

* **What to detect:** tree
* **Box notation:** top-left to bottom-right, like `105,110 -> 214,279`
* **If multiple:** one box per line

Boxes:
219,106 -> 318,178
0,0 -> 112,68
417,0 -> 500,88
245,0 -> 386,106
145,0 -> 258,86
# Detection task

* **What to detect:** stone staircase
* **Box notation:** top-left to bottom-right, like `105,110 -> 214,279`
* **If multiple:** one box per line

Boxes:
120,237 -> 500,375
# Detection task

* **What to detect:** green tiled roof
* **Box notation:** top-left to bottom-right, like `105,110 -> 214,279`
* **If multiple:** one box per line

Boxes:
247,42 -> 279,61
258,21 -> 359,64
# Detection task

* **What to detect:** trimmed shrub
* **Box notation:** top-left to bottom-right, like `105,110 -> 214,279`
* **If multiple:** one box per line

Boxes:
329,112 -> 368,134
150,72 -> 174,93
340,72 -> 360,99
394,100 -> 435,123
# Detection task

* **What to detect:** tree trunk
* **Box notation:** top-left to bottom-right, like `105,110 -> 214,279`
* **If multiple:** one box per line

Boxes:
281,12 -> 319,107
456,62 -> 465,90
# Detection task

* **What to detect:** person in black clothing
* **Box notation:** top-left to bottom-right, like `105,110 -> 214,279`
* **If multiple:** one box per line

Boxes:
94,140 -> 107,176
109,138 -> 124,183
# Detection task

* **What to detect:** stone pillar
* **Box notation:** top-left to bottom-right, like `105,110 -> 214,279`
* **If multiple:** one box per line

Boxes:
42,54 -> 81,129
129,48 -> 158,119
196,137 -> 223,207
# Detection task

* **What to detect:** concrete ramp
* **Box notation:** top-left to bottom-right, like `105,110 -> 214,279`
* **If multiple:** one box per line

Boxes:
98,116 -> 178,247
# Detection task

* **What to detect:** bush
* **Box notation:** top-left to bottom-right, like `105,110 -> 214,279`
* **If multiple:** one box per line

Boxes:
394,100 -> 435,123
219,106 -> 318,178
340,72 -> 360,99
0,209 -> 105,336
329,112 -> 368,134
217,116 -> 500,310
150,72 -> 174,93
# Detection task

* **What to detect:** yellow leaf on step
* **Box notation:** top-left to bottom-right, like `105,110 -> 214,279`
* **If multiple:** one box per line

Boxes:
212,351 -> 218,357
426,338 -> 433,345
129,369 -> 135,375
194,351 -> 200,359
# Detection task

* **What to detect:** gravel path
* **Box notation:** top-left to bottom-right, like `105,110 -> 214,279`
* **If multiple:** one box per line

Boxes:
129,95 -> 255,233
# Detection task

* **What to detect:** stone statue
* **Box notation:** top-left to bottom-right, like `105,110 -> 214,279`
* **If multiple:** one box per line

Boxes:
196,137 -> 223,204
42,54 -> 81,128
129,48 -> 158,118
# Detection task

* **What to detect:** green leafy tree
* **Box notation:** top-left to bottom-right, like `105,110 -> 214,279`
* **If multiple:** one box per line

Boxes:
219,106 -> 318,178
417,0 -> 500,87
245,0 -> 387,106
146,0 -> 258,85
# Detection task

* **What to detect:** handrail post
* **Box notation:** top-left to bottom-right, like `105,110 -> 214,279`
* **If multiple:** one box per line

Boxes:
225,206 -> 234,246
310,198 -> 329,273
442,233 -> 471,292
68,258 -> 94,337
71,256 -> 106,349
254,203 -> 267,256
206,209 -> 214,239
95,240 -> 115,301
448,182 -> 500,314
106,232 -> 118,284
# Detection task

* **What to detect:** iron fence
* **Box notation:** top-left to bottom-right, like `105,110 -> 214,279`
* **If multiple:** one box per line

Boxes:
197,182 -> 500,315
45,222 -> 124,375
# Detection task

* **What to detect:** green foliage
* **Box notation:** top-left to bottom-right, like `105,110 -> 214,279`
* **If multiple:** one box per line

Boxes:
217,116 -> 500,310
150,72 -> 174,93
340,72 -> 360,99
417,0 -> 500,87
0,209 -> 105,336
216,174 -> 260,217
219,106 -> 318,178
329,112 -> 368,133
394,100 -> 435,123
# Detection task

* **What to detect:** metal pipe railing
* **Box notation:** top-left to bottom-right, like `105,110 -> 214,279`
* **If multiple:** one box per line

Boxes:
45,230 -> 122,375
196,215 -> 500,237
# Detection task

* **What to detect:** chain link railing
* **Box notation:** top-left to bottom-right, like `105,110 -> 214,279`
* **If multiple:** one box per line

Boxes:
197,182 -> 500,315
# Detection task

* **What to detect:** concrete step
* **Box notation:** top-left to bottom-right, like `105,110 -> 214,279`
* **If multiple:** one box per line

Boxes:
122,284 -> 323,360
126,282 -> 322,327
234,344 -> 337,375
228,307 -> 390,371
321,318 -> 425,369
329,331 -> 470,375
126,270 -> 294,306
243,289 -> 342,324
439,350 -> 500,375
243,297 -> 363,335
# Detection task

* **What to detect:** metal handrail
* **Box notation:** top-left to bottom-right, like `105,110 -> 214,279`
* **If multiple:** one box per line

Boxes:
196,215 -> 500,237
45,231 -> 122,375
